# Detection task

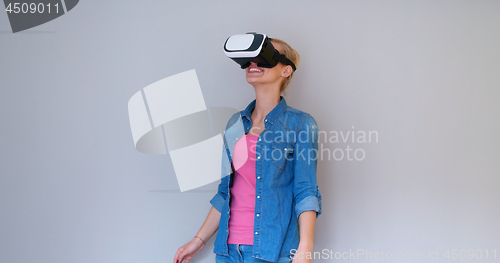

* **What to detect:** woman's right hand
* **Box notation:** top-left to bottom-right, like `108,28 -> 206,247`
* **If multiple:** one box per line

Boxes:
173,237 -> 205,263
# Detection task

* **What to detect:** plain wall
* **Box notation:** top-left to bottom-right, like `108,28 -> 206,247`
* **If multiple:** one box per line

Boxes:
1,1 -> 499,262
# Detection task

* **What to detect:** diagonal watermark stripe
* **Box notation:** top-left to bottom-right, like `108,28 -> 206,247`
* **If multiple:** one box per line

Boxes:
128,69 -> 240,192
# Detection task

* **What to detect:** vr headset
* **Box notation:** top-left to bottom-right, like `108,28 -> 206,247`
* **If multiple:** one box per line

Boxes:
223,32 -> 297,71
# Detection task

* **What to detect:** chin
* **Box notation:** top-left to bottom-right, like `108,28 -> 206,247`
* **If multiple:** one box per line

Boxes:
245,76 -> 258,84
246,80 -> 257,86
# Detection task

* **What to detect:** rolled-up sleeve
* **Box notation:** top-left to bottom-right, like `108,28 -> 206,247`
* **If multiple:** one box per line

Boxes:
293,115 -> 322,219
210,140 -> 231,213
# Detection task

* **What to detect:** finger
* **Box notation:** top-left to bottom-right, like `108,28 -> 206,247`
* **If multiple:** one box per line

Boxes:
174,248 -> 183,263
177,252 -> 186,263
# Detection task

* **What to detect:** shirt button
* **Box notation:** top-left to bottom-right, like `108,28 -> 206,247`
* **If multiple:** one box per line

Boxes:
256,214 -> 260,217
264,119 -> 267,122
257,176 -> 260,179
258,138 -> 261,141
255,232 -> 258,235
284,148 -> 287,151
257,195 -> 260,199
257,156 -> 260,159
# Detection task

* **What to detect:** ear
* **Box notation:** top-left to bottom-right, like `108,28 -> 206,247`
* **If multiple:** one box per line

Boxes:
281,66 -> 293,78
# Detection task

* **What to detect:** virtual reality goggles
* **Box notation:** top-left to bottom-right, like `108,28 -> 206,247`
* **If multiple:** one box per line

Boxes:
223,32 -> 297,71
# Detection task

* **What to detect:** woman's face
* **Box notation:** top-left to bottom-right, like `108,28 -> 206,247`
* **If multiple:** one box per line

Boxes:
245,41 -> 291,89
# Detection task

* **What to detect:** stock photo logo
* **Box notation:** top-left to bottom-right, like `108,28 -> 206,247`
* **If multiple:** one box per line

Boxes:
3,0 -> 79,33
127,69 -> 240,192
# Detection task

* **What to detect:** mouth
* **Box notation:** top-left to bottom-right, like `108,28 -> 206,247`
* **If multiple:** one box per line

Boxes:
248,67 -> 263,73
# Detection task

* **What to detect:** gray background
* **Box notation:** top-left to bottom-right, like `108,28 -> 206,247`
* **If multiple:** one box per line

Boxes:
1,1 -> 499,262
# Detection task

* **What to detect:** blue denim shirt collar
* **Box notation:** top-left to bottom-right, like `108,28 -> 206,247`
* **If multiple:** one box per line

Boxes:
241,95 -> 287,125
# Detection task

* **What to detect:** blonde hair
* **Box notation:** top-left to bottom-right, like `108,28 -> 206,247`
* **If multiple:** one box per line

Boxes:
269,38 -> 300,93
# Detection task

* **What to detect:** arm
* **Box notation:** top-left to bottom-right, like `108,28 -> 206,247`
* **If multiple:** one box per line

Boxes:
173,206 -> 221,263
293,115 -> 322,261
293,115 -> 322,220
297,211 -> 317,256
174,140 -> 230,263
194,206 -> 221,244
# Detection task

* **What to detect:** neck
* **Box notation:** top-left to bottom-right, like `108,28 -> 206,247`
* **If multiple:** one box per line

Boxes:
252,83 -> 281,120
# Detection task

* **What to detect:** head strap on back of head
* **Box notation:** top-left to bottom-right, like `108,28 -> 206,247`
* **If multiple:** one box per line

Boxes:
268,37 -> 297,71
272,50 -> 297,71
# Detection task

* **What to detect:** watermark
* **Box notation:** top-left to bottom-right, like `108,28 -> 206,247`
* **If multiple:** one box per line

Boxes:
317,126 -> 379,162
290,248 -> 498,260
3,0 -> 79,33
239,126 -> 379,164
128,69 -> 240,192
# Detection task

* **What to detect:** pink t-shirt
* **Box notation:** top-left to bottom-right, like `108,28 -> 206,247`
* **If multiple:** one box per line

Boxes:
227,134 -> 258,245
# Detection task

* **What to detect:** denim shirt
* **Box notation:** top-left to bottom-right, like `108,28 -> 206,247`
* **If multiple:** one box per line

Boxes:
209,95 -> 322,262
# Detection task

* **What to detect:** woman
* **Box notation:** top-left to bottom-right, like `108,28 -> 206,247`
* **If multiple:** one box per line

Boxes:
174,36 -> 322,263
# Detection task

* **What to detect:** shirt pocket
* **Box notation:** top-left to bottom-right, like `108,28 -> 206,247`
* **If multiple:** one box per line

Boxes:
271,141 -> 294,171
